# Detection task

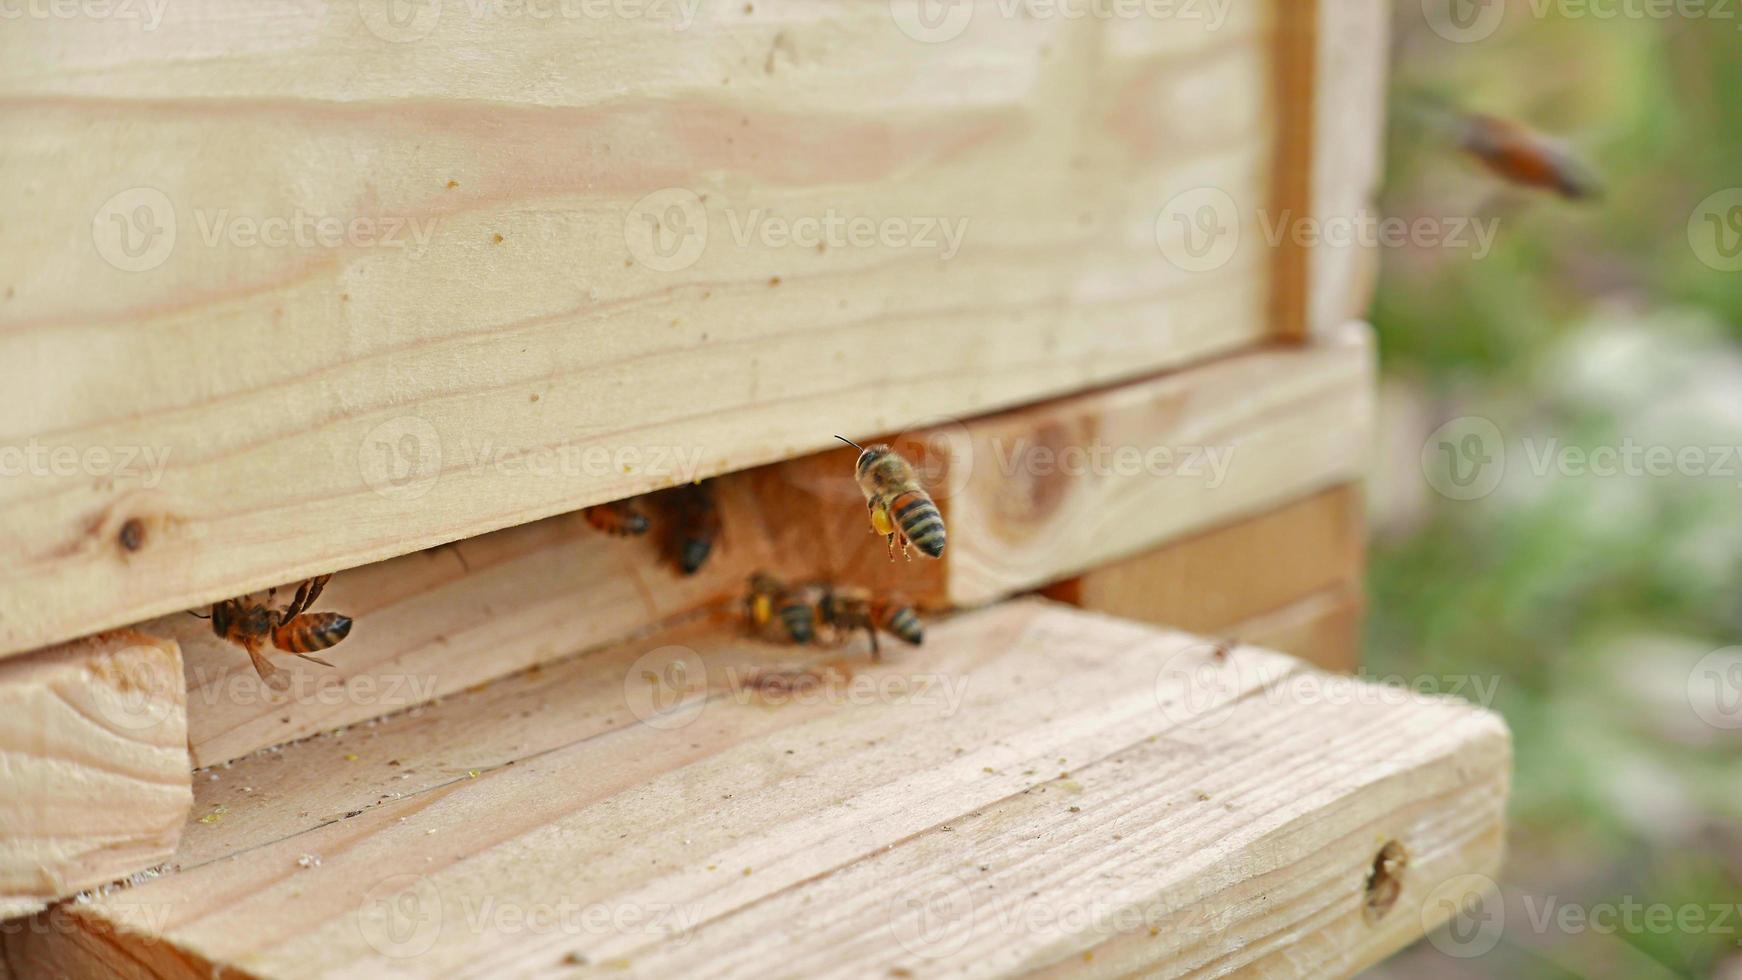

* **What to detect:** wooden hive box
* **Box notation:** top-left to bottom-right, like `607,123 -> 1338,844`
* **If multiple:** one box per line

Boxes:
0,2 -> 1512,977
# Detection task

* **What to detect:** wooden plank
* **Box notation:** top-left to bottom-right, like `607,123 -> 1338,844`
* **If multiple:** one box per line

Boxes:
1234,585 -> 1365,673
54,335 -> 1366,771
0,601 -> 1509,978
0,2 -> 1296,661
765,322 -> 1373,607
1043,483 -> 1364,664
0,630 -> 190,919
1307,0 -> 1390,337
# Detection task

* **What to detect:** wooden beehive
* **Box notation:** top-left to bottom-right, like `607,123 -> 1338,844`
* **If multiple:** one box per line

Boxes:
0,2 -> 1511,976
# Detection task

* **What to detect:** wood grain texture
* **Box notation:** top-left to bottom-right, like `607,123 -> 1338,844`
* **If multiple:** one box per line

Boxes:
82,337 -> 1369,771
0,630 -> 190,919
1307,0 -> 1390,336
0,1 -> 1298,661
0,601 -> 1509,978
766,323 -> 1374,607
1233,585 -> 1364,673
1044,483 -> 1365,668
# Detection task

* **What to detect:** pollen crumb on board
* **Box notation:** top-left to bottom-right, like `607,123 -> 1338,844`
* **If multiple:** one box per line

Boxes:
296,853 -> 322,869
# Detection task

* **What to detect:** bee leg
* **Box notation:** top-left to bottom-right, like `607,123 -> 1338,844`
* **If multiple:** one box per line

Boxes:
867,626 -> 882,663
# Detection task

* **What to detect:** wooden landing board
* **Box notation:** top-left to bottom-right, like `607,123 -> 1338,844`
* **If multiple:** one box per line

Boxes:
0,630 -> 190,919
1044,483 -> 1365,668
1,602 -> 1511,978
0,1 -> 1305,662
762,323 -> 1373,606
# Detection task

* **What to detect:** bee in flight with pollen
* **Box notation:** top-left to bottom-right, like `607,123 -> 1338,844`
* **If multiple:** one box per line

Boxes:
837,436 -> 946,561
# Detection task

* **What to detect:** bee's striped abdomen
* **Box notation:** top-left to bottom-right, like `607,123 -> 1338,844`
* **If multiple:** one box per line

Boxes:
891,491 -> 946,558
880,604 -> 924,646
274,612 -> 353,653
584,501 -> 650,537
778,600 -> 816,644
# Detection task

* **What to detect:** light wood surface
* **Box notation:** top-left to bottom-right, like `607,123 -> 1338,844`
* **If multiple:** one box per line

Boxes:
77,338 -> 1368,771
0,630 -> 190,919
767,324 -> 1373,606
0,1 -> 1296,661
0,600 -> 1508,978
1045,483 -> 1365,669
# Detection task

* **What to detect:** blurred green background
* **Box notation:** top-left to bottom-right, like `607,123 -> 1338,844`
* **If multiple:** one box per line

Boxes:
1368,5 -> 1742,978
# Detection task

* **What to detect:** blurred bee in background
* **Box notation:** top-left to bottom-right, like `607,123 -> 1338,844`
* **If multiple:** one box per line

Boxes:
584,499 -> 650,537
654,481 -> 721,575
1455,112 -> 1602,201
748,572 -> 823,645
746,573 -> 923,661
819,584 -> 923,662
836,437 -> 946,560
191,574 -> 353,687
1407,100 -> 1602,201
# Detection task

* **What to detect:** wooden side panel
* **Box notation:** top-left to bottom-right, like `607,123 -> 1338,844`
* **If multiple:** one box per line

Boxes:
1,602 -> 1510,978
0,3 -> 1292,660
1045,483 -> 1365,669
0,630 -> 190,918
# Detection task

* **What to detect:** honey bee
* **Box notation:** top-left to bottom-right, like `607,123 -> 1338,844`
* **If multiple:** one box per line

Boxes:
655,481 -> 720,575
191,575 -> 352,687
836,437 -> 946,560
746,574 -> 923,661
819,585 -> 923,662
1456,112 -> 1601,200
747,572 -> 823,645
584,499 -> 650,537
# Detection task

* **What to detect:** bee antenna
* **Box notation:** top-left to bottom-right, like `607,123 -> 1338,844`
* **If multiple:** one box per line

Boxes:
187,610 -> 211,620
835,435 -> 866,451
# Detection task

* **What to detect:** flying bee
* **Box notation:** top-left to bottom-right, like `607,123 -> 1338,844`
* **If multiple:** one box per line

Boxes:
836,436 -> 946,560
819,585 -> 923,662
1455,112 -> 1601,200
584,499 -> 650,537
655,481 -> 721,575
747,572 -> 823,645
191,575 -> 352,688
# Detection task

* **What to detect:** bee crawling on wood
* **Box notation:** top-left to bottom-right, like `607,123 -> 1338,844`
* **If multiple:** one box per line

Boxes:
583,499 -> 650,537
746,573 -> 923,662
191,575 -> 353,688
747,572 -> 824,645
654,481 -> 721,575
836,436 -> 946,561
819,584 -> 923,662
